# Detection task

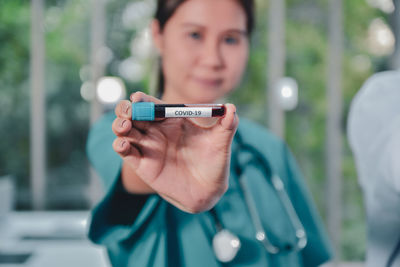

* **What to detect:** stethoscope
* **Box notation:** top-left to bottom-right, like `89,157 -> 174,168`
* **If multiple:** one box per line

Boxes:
387,236 -> 400,267
210,130 -> 308,263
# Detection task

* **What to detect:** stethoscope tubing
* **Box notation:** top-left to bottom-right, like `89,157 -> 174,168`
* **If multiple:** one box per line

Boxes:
216,130 -> 308,254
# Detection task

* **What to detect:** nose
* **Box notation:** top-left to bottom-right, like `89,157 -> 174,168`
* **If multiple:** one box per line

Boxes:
201,39 -> 224,70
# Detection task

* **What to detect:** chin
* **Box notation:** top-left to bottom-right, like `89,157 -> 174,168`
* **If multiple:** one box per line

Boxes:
190,88 -> 227,103
190,93 -> 220,103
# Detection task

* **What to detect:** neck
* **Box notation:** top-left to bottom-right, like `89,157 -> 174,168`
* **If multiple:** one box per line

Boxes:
161,89 -> 189,104
161,86 -> 220,104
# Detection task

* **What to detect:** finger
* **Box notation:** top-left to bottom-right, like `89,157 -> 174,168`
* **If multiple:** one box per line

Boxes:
112,117 -> 132,136
112,137 -> 141,169
112,118 -> 146,142
115,100 -> 132,120
218,103 -> 239,133
125,126 -> 145,144
113,137 -> 131,156
130,91 -> 164,104
132,120 -> 152,133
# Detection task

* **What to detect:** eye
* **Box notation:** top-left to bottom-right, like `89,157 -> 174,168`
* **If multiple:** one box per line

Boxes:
189,31 -> 202,40
224,36 -> 239,45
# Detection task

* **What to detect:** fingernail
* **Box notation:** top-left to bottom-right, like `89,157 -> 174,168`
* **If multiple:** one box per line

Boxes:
120,140 -> 126,148
131,91 -> 143,102
124,103 -> 130,115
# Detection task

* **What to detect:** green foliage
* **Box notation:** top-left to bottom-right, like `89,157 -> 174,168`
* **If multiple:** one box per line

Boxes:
0,0 -> 92,209
0,1 -> 31,189
44,0 -> 92,209
285,18 -> 328,217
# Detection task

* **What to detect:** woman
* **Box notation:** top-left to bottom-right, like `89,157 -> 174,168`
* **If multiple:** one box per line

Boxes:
87,0 -> 333,266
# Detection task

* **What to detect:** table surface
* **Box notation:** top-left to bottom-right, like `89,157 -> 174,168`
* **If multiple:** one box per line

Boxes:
0,211 -> 110,267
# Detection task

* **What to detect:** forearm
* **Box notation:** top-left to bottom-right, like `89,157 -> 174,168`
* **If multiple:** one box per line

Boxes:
121,161 -> 156,194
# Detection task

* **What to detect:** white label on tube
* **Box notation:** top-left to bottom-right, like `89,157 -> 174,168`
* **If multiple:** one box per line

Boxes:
165,107 -> 212,118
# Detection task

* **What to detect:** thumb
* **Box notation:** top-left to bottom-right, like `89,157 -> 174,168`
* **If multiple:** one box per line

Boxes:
130,91 -> 164,104
217,103 -> 239,136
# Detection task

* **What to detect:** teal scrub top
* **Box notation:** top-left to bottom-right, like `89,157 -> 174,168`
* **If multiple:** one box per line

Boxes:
87,112 -> 333,267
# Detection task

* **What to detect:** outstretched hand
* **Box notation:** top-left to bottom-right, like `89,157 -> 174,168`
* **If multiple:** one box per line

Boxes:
112,92 -> 239,213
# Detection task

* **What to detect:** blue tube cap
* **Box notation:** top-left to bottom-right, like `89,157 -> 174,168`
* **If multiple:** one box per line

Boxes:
132,102 -> 155,121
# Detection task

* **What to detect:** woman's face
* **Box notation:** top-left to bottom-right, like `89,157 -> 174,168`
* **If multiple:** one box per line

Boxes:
152,0 -> 249,103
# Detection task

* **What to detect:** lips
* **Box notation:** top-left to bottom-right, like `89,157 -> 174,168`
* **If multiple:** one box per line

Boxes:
192,76 -> 223,87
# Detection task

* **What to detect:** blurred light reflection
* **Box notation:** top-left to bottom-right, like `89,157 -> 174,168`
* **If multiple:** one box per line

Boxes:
276,77 -> 299,111
96,76 -> 126,104
79,65 -> 91,82
366,0 -> 395,13
95,46 -> 114,66
367,18 -> 395,56
118,57 -> 144,82
80,81 -> 95,102
122,0 -> 155,29
130,27 -> 154,60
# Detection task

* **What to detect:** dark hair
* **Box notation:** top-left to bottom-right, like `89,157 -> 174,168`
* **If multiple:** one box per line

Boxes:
154,0 -> 255,97
155,0 -> 254,34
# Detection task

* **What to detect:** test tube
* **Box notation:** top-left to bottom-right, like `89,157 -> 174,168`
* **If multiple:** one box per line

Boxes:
132,102 -> 226,121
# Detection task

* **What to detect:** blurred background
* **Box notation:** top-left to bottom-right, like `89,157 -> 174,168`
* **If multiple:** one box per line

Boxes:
0,0 -> 399,265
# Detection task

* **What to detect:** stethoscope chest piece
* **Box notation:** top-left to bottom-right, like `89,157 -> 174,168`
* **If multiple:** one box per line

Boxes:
212,229 -> 241,263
